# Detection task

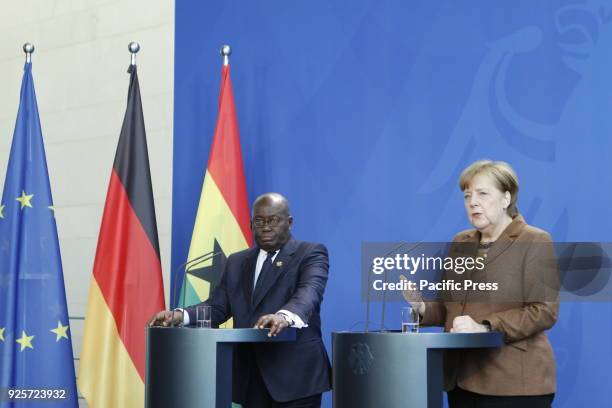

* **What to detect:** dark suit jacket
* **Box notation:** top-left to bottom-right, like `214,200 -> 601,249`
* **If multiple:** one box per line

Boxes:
185,237 -> 332,403
422,215 -> 559,396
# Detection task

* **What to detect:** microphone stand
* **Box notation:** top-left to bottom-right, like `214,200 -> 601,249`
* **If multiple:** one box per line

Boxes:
364,241 -> 423,332
170,250 -> 222,327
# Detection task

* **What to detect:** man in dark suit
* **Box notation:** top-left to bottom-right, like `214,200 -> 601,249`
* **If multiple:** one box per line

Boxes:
149,192 -> 331,407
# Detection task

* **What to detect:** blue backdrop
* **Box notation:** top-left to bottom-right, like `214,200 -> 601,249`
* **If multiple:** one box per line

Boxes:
173,1 -> 611,406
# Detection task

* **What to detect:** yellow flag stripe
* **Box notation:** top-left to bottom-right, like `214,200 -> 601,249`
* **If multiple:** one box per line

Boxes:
187,170 -> 249,330
78,281 -> 144,408
187,273 -> 211,300
188,171 -> 249,270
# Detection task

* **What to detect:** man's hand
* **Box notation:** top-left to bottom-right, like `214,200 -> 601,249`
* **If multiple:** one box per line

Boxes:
450,315 -> 489,333
148,310 -> 184,327
254,314 -> 289,337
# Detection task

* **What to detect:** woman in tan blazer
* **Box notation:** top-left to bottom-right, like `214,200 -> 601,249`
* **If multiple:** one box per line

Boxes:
405,160 -> 559,408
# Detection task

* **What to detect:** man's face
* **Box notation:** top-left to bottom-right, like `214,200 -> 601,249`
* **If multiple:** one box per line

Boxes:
251,201 -> 293,251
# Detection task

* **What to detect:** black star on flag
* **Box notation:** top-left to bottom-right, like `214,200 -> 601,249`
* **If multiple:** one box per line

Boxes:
187,239 -> 227,293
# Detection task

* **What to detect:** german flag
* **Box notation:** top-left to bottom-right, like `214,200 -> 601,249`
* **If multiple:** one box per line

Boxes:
78,65 -> 165,407
178,63 -> 252,316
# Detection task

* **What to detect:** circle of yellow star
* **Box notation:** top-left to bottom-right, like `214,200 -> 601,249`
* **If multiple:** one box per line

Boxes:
50,321 -> 69,341
0,327 -> 5,342
16,191 -> 34,210
0,204 -> 5,219
16,330 -> 34,351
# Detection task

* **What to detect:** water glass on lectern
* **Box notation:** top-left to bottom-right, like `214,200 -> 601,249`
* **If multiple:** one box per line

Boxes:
401,306 -> 419,333
196,305 -> 211,328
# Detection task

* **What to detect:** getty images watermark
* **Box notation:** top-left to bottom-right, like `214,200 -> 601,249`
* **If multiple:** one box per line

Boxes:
361,242 -> 612,302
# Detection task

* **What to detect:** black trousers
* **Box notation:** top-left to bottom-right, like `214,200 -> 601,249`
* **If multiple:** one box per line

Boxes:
242,358 -> 321,408
448,387 -> 554,408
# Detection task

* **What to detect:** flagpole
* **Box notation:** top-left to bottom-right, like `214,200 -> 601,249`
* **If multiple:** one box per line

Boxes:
220,44 -> 231,66
23,43 -> 34,63
129,41 -> 140,66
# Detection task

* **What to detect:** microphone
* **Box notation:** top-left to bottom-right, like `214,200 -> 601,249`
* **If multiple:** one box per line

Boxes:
364,241 -> 423,332
365,241 -> 409,332
171,249 -> 216,308
170,250 -> 222,326
178,250 -> 223,327
380,242 -> 424,332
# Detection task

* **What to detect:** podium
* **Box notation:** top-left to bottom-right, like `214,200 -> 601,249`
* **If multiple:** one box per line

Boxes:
332,331 -> 503,408
145,327 -> 296,408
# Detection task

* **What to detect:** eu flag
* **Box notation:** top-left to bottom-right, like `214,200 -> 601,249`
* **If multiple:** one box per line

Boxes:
0,62 -> 78,407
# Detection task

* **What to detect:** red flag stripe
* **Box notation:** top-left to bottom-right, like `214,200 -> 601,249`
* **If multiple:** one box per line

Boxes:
93,170 -> 165,380
207,65 -> 253,245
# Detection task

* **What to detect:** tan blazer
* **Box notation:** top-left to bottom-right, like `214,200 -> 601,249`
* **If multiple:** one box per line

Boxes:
421,215 -> 559,396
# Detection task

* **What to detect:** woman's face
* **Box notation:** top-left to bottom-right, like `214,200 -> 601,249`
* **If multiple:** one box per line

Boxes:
463,173 -> 510,233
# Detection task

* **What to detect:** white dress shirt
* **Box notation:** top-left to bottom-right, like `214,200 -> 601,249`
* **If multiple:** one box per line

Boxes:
181,248 -> 307,328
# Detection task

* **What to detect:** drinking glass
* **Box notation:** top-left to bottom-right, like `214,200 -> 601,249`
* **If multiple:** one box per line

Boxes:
401,306 -> 419,333
196,305 -> 211,328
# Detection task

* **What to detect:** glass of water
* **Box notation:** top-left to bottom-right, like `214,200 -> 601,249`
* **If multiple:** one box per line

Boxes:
196,305 -> 211,328
401,306 -> 419,333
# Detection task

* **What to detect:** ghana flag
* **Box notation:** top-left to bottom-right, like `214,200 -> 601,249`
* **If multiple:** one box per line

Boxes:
78,64 -> 165,407
176,63 -> 252,314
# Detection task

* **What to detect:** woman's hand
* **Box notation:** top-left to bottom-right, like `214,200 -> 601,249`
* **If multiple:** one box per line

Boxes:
450,315 -> 489,333
399,274 -> 425,315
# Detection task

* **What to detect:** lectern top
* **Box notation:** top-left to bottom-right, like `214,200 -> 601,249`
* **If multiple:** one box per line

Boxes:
148,326 -> 297,343
332,331 -> 503,349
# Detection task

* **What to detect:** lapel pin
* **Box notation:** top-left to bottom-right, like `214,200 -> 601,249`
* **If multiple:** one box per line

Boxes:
275,261 -> 283,267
